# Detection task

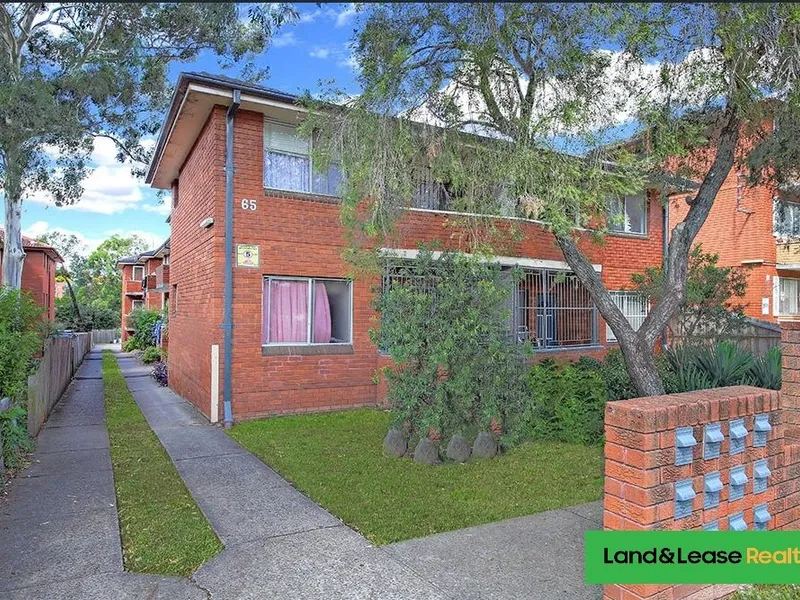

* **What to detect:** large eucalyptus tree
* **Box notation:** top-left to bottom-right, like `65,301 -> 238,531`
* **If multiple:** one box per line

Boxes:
0,2 -> 294,289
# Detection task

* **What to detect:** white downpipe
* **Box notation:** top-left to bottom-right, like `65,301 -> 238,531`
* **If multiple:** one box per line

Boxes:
210,344 -> 220,424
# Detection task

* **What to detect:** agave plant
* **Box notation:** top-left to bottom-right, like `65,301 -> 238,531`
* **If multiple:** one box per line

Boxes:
745,346 -> 782,390
694,341 -> 755,388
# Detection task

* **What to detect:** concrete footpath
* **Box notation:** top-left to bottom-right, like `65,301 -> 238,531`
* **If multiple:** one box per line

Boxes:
0,346 -> 601,599
0,347 -> 204,599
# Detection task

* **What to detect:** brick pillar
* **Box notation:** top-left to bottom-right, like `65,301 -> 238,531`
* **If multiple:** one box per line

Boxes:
780,319 -> 800,436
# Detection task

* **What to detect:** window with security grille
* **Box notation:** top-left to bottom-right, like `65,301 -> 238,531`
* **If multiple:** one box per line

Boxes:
606,291 -> 649,342
380,258 -> 600,351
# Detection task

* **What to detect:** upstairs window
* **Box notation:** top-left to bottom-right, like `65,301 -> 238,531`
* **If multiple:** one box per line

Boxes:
131,265 -> 144,281
777,276 -> 800,315
608,194 -> 647,235
774,198 -> 800,238
263,121 -> 342,196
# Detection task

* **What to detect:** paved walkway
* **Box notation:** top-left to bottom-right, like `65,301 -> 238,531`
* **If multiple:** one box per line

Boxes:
0,346 -> 601,599
0,347 -> 204,599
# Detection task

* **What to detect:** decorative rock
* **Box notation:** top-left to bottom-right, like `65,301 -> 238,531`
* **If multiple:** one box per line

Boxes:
446,435 -> 471,463
472,431 -> 498,459
383,429 -> 407,458
413,437 -> 440,465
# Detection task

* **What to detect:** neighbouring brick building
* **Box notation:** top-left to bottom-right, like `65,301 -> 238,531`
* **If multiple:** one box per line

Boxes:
668,113 -> 800,323
116,239 -> 170,342
0,228 -> 63,320
144,71 -> 682,423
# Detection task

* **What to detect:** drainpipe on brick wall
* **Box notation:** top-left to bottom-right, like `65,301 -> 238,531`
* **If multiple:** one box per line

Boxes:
222,89 -> 241,428
661,198 -> 670,351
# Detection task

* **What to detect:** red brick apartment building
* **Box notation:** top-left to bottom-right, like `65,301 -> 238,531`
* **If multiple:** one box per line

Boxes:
0,228 -> 62,320
668,114 -> 800,323
144,71 -> 680,424
116,239 -> 170,342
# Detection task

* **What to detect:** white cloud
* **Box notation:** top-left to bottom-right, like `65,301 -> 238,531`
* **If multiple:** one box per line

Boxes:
22,221 -> 104,266
298,8 -> 322,23
104,228 -> 165,251
272,31 -> 299,48
141,201 -> 172,216
310,47 -> 331,60
334,3 -> 357,28
28,136 -> 156,215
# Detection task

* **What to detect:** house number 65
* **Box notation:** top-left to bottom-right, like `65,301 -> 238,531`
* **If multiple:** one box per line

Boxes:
241,198 -> 257,211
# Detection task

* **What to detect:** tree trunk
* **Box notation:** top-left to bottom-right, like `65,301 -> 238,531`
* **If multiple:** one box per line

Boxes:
620,335 -> 665,397
2,171 -> 25,289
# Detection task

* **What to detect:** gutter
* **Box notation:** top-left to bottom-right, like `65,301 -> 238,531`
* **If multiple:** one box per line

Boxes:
222,89 -> 241,428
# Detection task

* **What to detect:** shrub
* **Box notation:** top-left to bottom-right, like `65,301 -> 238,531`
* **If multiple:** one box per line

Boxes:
128,308 -> 160,349
750,346 -> 782,390
665,342 -> 782,392
140,346 -> 163,364
0,288 -> 45,468
151,361 -> 168,386
524,362 -> 607,445
374,250 -> 529,446
122,338 -> 139,352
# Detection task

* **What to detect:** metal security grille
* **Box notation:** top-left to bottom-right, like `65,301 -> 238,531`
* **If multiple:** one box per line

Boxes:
511,269 -> 598,348
607,291 -> 649,342
381,259 -> 599,350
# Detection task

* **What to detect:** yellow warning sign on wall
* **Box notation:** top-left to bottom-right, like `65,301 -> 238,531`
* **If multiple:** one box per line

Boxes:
236,244 -> 260,268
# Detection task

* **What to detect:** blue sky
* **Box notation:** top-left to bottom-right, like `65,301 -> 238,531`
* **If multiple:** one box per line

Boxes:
23,3 -> 360,254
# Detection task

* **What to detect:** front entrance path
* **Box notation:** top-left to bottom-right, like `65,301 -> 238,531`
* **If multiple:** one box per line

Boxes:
0,348 -> 205,599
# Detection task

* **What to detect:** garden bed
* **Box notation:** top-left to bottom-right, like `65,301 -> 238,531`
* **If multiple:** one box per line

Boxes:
228,408 -> 603,545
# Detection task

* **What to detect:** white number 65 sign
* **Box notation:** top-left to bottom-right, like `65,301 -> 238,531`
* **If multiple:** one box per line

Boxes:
241,198 -> 257,211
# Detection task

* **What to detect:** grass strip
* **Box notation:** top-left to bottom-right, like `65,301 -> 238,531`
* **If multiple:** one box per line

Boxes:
229,408 -> 604,545
102,351 -> 222,575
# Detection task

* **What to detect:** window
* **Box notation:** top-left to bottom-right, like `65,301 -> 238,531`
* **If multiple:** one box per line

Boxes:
132,265 -> 144,281
131,299 -> 143,311
608,194 -> 647,235
777,276 -> 800,315
262,277 -> 352,345
773,198 -> 800,238
263,121 -> 342,196
163,254 -> 170,266
606,291 -> 649,342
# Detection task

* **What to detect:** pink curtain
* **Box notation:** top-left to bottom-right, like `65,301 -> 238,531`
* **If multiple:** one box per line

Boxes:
312,282 -> 331,343
266,280 -> 309,343
263,280 -> 332,344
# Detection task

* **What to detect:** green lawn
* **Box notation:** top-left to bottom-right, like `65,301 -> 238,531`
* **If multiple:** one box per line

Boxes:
735,586 -> 800,599
102,352 -> 223,575
228,408 -> 604,545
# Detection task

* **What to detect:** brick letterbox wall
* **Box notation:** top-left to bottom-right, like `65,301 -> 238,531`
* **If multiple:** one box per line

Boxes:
602,319 -> 800,600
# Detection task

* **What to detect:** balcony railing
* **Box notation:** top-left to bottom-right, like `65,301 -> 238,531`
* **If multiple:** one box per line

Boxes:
124,314 -> 135,330
123,280 -> 143,295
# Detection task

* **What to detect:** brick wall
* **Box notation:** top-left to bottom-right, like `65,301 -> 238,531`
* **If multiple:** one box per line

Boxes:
668,123 -> 780,322
1,248 -> 58,321
169,107 -> 666,420
601,319 -> 800,600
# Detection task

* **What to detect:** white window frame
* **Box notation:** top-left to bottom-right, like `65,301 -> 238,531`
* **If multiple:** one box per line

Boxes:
773,197 -> 800,239
131,299 -> 144,312
131,265 -> 144,281
774,275 -> 800,316
606,291 -> 649,342
262,275 -> 353,346
608,194 -> 648,235
263,119 -> 341,197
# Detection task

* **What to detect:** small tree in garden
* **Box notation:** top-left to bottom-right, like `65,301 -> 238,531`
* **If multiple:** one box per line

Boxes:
632,244 -> 748,341
374,250 -> 528,445
309,3 -> 800,397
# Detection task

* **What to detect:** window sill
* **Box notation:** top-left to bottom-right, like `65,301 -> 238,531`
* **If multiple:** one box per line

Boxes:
262,344 -> 354,356
263,188 -> 341,204
607,231 -> 649,240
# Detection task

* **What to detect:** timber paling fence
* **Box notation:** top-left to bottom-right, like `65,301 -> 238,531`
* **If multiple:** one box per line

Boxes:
90,328 -> 120,344
669,317 -> 781,356
26,333 -> 91,436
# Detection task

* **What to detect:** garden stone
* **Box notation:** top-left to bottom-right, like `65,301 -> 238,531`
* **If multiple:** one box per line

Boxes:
413,437 -> 440,465
472,431 -> 498,459
446,435 -> 471,462
383,429 -> 407,458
